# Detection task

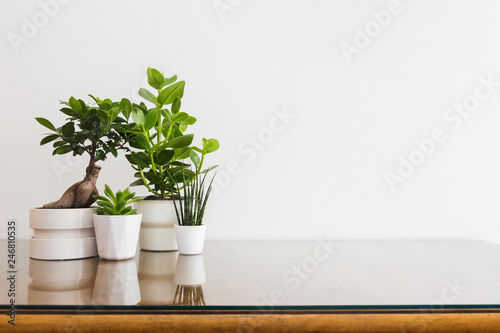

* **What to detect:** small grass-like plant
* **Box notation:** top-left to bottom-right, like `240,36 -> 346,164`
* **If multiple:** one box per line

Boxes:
93,185 -> 143,215
172,170 -> 215,226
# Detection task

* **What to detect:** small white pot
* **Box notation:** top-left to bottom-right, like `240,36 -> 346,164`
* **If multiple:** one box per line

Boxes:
93,214 -> 142,260
29,207 -> 98,260
174,254 -> 206,285
135,199 -> 178,251
174,224 -> 207,255
91,259 -> 141,305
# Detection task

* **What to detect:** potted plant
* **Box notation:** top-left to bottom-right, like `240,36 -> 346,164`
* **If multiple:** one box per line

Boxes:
92,185 -> 143,260
124,67 -> 219,251
31,96 -> 132,260
172,171 -> 215,255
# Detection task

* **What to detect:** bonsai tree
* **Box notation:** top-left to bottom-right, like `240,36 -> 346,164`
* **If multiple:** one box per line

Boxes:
36,96 -> 132,208
124,67 -> 219,198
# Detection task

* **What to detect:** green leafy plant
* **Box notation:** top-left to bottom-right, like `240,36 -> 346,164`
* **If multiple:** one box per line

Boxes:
36,96 -> 133,209
171,170 -> 215,226
93,185 -> 143,215
124,67 -> 219,198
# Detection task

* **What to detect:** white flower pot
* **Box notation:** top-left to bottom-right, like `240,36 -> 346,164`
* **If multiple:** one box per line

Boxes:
91,259 -> 141,305
135,199 -> 178,251
29,207 -> 98,260
93,214 -> 142,260
28,257 -> 98,305
174,224 -> 207,255
174,254 -> 206,285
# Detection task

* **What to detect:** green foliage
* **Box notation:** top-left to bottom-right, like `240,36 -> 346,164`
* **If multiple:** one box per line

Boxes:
124,67 -> 220,198
36,95 -> 134,163
171,169 -> 215,226
93,185 -> 143,216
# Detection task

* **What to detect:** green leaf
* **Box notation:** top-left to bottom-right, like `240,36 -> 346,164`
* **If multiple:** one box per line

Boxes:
61,122 -> 74,134
163,75 -> 177,86
131,153 -> 151,168
109,145 -> 118,158
52,145 -> 72,155
69,97 -> 82,113
144,109 -> 157,131
190,150 -> 201,168
104,184 -> 116,204
120,98 -> 132,120
157,81 -> 185,106
35,117 -> 57,132
130,178 -> 145,187
52,140 -> 66,148
174,147 -> 192,160
127,197 -> 143,205
164,134 -> 194,148
203,138 -> 220,153
171,97 -> 181,114
138,88 -> 157,104
157,150 -> 175,165
172,112 -> 189,123
131,110 -> 145,126
129,135 -> 149,150
147,67 -> 165,89
93,195 -> 109,202
59,107 -> 78,118
40,134 -> 59,146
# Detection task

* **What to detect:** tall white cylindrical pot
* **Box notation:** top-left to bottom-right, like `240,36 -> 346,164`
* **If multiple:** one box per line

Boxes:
174,224 -> 207,255
93,214 -> 142,260
135,199 -> 178,251
29,207 -> 98,260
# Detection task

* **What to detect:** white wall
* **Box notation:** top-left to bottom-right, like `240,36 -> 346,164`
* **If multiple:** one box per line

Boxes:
1,0 -> 500,241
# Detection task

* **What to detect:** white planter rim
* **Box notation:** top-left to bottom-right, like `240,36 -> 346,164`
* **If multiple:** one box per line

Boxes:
175,224 -> 206,228
30,207 -> 96,230
93,213 -> 142,219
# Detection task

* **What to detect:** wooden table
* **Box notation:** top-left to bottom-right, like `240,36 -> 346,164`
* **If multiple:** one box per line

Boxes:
2,240 -> 500,332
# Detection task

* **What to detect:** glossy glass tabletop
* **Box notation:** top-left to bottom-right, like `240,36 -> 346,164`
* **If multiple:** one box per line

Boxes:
2,240 -> 500,310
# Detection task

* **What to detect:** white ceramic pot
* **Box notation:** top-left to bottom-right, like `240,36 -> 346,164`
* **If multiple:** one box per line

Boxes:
135,199 -> 178,251
28,257 -> 98,305
174,254 -> 206,285
29,207 -> 98,260
174,224 -> 207,255
93,214 -> 142,260
91,259 -> 141,305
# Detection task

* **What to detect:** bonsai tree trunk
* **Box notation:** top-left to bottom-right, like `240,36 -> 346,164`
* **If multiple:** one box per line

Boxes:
43,160 -> 101,209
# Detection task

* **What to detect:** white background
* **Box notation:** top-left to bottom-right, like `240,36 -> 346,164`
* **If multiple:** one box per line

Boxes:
1,0 -> 500,241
